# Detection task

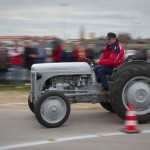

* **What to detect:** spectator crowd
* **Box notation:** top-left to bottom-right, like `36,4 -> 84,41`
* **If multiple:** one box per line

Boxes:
0,37 -> 148,84
0,38 -> 105,84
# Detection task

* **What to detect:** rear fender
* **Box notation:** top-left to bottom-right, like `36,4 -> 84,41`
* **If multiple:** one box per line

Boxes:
111,61 -> 150,81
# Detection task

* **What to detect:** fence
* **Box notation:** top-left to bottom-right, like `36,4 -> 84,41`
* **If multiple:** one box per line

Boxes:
0,69 -> 30,82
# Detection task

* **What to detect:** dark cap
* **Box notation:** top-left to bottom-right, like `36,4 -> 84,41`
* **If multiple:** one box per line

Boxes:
106,32 -> 116,39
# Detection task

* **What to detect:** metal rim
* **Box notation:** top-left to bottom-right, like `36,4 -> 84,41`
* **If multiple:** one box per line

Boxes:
40,96 -> 67,124
122,76 -> 150,115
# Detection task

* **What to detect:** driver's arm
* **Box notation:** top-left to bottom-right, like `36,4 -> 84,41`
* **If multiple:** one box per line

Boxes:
99,52 -> 121,66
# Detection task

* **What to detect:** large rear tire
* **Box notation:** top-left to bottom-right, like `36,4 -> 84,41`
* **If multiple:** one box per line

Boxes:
100,102 -> 114,113
111,63 -> 150,123
35,91 -> 71,128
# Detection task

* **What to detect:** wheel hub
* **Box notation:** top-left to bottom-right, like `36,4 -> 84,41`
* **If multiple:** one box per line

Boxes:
135,89 -> 147,103
41,96 -> 67,123
123,77 -> 150,115
50,106 -> 58,114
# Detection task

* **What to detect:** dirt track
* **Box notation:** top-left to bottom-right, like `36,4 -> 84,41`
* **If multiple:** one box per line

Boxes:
0,91 -> 102,110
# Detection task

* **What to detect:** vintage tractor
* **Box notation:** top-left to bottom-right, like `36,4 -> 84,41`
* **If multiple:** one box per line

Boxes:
28,59 -> 150,128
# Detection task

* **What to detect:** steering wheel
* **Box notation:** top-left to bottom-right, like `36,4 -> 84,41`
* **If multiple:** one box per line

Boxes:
84,58 -> 97,65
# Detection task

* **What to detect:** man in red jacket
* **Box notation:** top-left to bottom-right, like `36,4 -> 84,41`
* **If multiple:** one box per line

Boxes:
95,32 -> 124,96
52,38 -> 62,62
10,41 -> 24,83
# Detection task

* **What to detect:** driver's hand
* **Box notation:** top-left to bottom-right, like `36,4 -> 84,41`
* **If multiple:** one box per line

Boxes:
95,59 -> 100,64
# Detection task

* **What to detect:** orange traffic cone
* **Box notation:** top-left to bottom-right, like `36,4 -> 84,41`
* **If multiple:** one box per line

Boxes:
122,104 -> 140,133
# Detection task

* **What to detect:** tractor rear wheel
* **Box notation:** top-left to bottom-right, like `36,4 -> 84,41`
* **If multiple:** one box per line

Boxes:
100,102 -> 114,113
111,63 -> 150,123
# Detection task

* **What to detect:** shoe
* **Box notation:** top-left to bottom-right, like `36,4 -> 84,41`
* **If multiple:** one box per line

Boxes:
98,90 -> 110,96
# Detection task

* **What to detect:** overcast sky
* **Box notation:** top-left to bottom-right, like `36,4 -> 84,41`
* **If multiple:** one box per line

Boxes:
0,0 -> 150,39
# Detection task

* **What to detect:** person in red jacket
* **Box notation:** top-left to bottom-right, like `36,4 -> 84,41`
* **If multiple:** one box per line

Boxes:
10,41 -> 24,83
52,38 -> 62,62
95,32 -> 124,96
73,42 -> 88,62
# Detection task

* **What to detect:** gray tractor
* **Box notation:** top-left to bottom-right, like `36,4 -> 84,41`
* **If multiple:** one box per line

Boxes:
28,58 -> 150,128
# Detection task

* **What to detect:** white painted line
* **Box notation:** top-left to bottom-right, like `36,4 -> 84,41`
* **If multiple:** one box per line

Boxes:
0,130 -> 150,150
57,134 -> 97,142
104,132 -> 126,136
0,135 -> 97,150
141,130 -> 150,134
0,141 -> 49,150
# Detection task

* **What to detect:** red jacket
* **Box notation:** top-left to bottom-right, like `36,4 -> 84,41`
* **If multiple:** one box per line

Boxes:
99,41 -> 124,68
11,49 -> 23,66
52,45 -> 62,62
73,49 -> 88,62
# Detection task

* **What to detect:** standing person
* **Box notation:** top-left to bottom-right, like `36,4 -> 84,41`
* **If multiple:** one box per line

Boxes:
0,42 -> 9,82
61,42 -> 74,62
95,32 -> 124,96
73,42 -> 88,62
86,43 -> 95,60
134,41 -> 147,61
10,41 -> 24,83
36,40 -> 46,63
24,40 -> 37,70
24,40 -> 38,83
52,38 -> 62,62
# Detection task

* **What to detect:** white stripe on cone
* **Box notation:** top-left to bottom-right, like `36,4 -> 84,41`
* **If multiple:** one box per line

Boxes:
125,120 -> 137,126
126,111 -> 136,116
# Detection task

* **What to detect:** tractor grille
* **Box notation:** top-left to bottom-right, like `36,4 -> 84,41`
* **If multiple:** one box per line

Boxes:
31,72 -> 37,100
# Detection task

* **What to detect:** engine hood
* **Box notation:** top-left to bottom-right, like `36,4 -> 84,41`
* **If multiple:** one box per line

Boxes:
31,62 -> 92,74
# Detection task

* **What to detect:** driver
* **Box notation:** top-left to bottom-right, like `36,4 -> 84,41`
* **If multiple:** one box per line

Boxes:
95,32 -> 124,96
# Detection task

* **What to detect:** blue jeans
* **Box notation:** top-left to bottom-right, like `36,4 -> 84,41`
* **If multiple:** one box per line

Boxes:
12,65 -> 22,83
94,65 -> 114,90
0,70 -> 7,82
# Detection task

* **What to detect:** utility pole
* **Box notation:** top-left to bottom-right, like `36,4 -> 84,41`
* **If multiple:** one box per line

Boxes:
60,3 -> 68,39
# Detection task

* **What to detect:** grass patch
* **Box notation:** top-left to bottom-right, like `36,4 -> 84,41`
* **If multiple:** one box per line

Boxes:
0,83 -> 31,92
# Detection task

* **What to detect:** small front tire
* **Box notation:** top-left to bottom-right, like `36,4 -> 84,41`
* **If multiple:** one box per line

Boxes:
35,91 -> 71,128
28,94 -> 34,113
